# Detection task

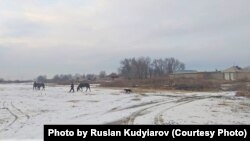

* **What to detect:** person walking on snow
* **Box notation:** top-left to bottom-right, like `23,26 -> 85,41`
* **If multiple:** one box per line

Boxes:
69,82 -> 75,93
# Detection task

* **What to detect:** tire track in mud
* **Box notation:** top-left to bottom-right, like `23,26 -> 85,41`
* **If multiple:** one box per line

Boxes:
126,97 -> 203,125
105,98 -> 181,124
70,94 -> 135,119
106,96 -> 204,125
0,101 -> 30,132
154,99 -> 200,125
107,93 -> 183,113
11,102 -> 30,119
126,100 -> 177,125
108,97 -> 173,113
153,95 -> 227,125
0,102 -> 18,132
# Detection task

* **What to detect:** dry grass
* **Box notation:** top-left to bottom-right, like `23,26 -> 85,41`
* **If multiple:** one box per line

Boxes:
100,77 -> 223,92
100,78 -> 173,90
236,91 -> 250,98
133,88 -> 160,94
240,102 -> 250,107
171,78 -> 221,91
218,100 -> 231,106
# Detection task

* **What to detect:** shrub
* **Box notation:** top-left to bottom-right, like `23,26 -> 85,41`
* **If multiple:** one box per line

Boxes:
236,91 -> 250,98
173,78 -> 221,91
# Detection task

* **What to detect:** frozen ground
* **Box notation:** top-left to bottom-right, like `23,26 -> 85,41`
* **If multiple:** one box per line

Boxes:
0,83 -> 250,140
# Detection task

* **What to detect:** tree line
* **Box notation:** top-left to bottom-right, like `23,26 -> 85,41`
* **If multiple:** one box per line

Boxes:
36,73 -> 98,83
34,57 -> 185,82
119,57 -> 185,79
35,72 -> 119,83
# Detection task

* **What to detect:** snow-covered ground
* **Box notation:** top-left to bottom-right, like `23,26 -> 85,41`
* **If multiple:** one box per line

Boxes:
0,83 -> 250,140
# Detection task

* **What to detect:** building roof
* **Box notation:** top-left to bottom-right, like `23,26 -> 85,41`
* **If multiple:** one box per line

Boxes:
223,66 -> 242,72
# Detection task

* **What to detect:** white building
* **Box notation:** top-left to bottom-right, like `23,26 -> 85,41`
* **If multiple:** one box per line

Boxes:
223,66 -> 250,81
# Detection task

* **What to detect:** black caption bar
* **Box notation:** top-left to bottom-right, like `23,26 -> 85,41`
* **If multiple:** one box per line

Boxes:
44,125 -> 249,141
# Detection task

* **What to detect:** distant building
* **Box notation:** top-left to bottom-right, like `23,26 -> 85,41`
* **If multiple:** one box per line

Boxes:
223,66 -> 242,81
223,66 -> 250,81
170,70 -> 223,80
170,66 -> 250,81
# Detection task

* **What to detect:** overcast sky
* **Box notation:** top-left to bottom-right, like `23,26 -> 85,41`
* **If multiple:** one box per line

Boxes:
0,0 -> 250,80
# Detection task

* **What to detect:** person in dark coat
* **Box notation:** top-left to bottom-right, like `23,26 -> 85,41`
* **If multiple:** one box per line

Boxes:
69,82 -> 75,93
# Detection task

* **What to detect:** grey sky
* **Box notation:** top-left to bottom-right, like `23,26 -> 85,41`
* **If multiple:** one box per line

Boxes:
0,0 -> 250,80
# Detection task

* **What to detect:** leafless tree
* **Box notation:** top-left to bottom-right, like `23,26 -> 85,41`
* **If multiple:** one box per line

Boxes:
36,75 -> 47,82
119,57 -> 185,79
99,71 -> 106,79
109,73 -> 119,80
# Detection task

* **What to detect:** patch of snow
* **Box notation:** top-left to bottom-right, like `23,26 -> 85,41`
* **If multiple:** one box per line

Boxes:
0,83 -> 249,140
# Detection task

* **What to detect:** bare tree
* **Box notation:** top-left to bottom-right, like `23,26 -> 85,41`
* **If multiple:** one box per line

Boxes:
109,73 -> 119,80
119,58 -> 132,79
164,57 -> 185,73
36,75 -> 47,82
151,59 -> 164,76
99,71 -> 106,79
0,78 -> 4,83
86,74 -> 96,81
119,57 -> 185,79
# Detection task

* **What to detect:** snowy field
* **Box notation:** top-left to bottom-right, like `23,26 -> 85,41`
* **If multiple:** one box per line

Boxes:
0,83 -> 250,140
